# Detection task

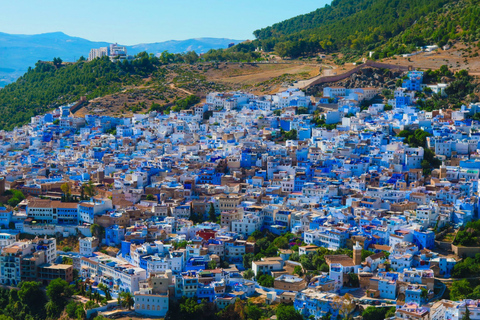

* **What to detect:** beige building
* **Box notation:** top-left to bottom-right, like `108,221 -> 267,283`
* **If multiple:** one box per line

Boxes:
252,257 -> 284,276
274,274 -> 307,291
215,195 -> 241,213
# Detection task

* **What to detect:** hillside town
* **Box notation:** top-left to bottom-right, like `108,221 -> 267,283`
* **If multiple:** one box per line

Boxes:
0,68 -> 479,320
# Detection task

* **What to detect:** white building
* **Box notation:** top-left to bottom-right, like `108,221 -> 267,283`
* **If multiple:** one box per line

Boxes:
78,198 -> 113,224
0,233 -> 17,249
231,213 -> 262,236
252,257 -> 284,277
134,292 -> 169,317
79,237 -> 99,257
81,254 -> 147,293
88,47 -> 109,61
323,87 -> 346,98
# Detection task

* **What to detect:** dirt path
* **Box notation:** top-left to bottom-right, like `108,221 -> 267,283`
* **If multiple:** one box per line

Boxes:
169,83 -> 194,96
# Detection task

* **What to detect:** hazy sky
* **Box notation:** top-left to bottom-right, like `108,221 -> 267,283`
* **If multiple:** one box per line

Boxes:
0,0 -> 330,45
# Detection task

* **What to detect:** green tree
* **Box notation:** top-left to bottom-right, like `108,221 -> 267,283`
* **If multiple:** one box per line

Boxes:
385,307 -> 396,318
4,189 -> 25,207
284,129 -> 297,140
46,278 -> 73,309
421,287 -> 429,299
61,182 -> 71,201
245,304 -> 264,320
362,306 -> 394,320
189,212 -> 202,224
294,265 -> 304,276
85,300 -> 100,310
276,304 -> 303,320
243,253 -> 255,270
184,51 -> 199,64
118,291 -> 134,310
348,273 -> 359,287
90,223 -> 104,239
18,281 -> 48,318
257,274 -> 275,287
53,57 -> 63,68
319,263 -> 329,272
243,269 -> 254,280
462,307 -> 471,320
208,203 -> 216,222
66,301 -> 86,319
273,236 -> 289,249
83,180 -> 96,198
450,279 -> 474,300
251,230 -> 263,240
46,300 -> 62,318
208,260 -> 217,269
65,301 -> 80,318
177,298 -> 210,320
146,194 -> 155,201
98,283 -> 112,301
421,160 -> 431,176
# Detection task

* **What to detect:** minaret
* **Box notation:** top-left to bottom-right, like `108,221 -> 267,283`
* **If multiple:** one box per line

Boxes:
353,241 -> 362,266
439,162 -> 447,179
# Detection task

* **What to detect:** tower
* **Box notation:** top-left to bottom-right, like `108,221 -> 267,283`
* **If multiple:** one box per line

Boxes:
0,177 -> 5,195
353,241 -> 362,266
439,163 -> 447,179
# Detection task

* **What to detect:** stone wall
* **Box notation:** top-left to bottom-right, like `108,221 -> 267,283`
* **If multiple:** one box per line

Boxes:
452,244 -> 480,258
307,60 -> 411,88
434,240 -> 453,251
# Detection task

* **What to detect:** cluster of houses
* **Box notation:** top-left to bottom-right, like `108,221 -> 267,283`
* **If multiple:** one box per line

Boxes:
0,71 -> 478,319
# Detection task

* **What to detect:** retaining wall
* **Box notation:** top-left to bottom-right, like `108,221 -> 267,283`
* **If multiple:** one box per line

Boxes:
307,60 -> 411,88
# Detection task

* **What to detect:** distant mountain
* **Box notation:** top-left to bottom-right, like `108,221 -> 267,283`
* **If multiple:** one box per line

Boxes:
0,32 -> 242,86
128,38 -> 243,56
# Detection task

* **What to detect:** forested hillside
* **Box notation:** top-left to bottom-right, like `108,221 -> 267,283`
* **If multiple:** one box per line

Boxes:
251,0 -> 480,58
0,54 -> 156,130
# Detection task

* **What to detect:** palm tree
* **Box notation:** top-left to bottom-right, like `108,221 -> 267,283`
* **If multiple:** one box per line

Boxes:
119,292 -> 134,310
98,283 -> 112,300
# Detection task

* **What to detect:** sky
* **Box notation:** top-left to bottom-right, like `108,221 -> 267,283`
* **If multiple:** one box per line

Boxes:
0,0 -> 330,45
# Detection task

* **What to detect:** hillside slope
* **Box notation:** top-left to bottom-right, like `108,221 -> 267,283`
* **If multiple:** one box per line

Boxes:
0,55 -> 161,130
252,0 -> 480,58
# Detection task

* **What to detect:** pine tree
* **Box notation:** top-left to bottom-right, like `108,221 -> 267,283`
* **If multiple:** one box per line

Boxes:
462,307 -> 471,320
208,203 -> 216,222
